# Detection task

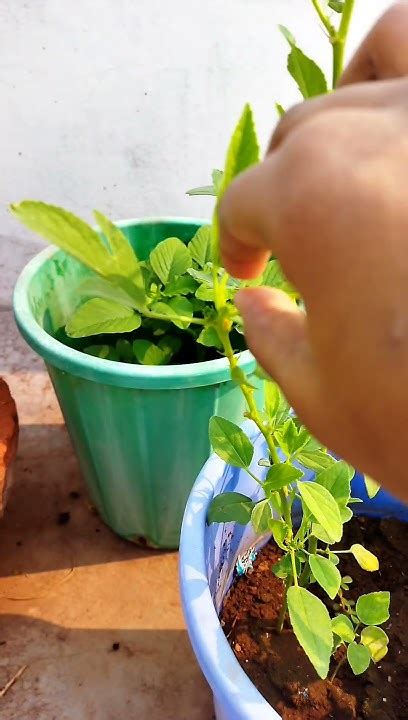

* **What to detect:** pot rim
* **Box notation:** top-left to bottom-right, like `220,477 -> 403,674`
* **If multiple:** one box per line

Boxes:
179,421 -> 280,720
13,216 -> 256,389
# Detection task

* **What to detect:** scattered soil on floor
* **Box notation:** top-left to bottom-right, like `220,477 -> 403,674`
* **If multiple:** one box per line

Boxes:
221,516 -> 408,719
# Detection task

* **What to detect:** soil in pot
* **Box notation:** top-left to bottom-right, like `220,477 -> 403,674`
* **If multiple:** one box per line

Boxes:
221,516 -> 408,720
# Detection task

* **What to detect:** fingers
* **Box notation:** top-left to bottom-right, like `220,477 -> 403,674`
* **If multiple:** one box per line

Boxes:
340,2 -> 408,85
269,77 -> 401,152
235,287 -> 325,430
219,159 -> 281,278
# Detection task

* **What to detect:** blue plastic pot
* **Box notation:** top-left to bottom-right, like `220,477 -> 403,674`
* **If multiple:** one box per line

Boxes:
179,423 -> 408,720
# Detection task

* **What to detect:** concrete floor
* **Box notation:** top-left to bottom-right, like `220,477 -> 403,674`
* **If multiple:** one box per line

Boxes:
0,311 -> 213,720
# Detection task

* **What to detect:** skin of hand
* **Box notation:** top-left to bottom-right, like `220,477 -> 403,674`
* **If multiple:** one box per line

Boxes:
219,2 -> 408,501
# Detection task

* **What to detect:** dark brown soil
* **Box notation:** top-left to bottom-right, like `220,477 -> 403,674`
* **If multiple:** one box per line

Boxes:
221,517 -> 408,719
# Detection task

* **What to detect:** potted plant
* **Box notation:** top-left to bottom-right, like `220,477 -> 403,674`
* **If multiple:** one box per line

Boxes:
12,209 -> 271,548
179,1 -> 408,718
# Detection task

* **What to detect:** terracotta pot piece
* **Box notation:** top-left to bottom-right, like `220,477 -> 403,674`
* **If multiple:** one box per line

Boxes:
0,378 -> 18,516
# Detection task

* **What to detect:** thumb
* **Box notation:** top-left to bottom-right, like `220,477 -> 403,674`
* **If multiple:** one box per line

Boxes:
236,287 -> 325,431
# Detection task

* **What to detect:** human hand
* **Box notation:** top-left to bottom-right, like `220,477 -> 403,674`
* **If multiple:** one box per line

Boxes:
220,2 -> 408,499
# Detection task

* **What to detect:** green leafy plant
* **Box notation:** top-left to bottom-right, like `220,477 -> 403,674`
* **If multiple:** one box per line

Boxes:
11,195 -> 295,365
196,0 -> 389,684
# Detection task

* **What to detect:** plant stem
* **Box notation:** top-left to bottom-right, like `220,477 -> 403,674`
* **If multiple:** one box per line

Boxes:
277,578 -> 290,633
144,310 -> 206,326
330,651 -> 346,682
338,0 -> 356,41
219,327 -> 281,462
310,0 -> 336,37
332,0 -> 356,87
309,536 -> 318,555
246,468 -> 266,488
299,537 -> 317,586
290,549 -> 299,587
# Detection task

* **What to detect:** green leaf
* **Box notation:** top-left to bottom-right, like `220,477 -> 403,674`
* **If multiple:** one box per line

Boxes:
150,237 -> 192,285
315,461 -> 354,507
273,554 -> 296,579
133,339 -> 168,365
195,284 -> 216,302
212,169 -> 224,194
279,24 -> 296,45
78,276 -> 139,309
309,555 -> 341,600
297,449 -> 335,472
66,298 -> 141,338
84,344 -> 120,361
279,25 -> 328,99
188,226 -> 213,267
207,492 -> 255,525
275,419 -> 310,457
219,103 -> 260,197
162,275 -> 198,296
251,500 -> 273,534
152,297 -> 193,329
276,103 -> 285,118
157,335 -> 181,362
168,296 -> 193,328
298,482 -> 342,543
264,382 -> 290,427
340,506 -> 353,523
356,592 -> 390,626
186,184 -> 216,197
264,464 -> 303,493
262,259 -> 297,296
332,614 -> 355,643
197,326 -> 222,350
269,491 -> 285,518
328,0 -> 344,12
93,211 -> 140,279
364,474 -> 381,499
311,523 -> 332,544
116,338 -> 134,362
10,201 -> 113,278
187,268 -> 214,286
209,416 -> 254,468
361,626 -> 389,662
10,202 -> 148,311
264,381 -> 280,416
270,519 -> 288,549
347,642 -> 371,675
287,587 -> 333,679
350,544 -> 379,572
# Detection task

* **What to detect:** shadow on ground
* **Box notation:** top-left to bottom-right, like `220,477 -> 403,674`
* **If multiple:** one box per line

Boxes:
0,423 -> 162,577
0,616 -> 214,720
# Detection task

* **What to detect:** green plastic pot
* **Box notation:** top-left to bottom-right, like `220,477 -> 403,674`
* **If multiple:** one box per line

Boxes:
13,218 -> 260,548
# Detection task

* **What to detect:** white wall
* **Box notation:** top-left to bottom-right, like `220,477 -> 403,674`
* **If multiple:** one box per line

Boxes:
0,0 -> 392,306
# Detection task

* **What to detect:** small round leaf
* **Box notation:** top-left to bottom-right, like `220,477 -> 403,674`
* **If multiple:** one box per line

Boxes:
347,642 -> 371,675
356,592 -> 390,626
361,626 -> 389,662
332,614 -> 355,643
